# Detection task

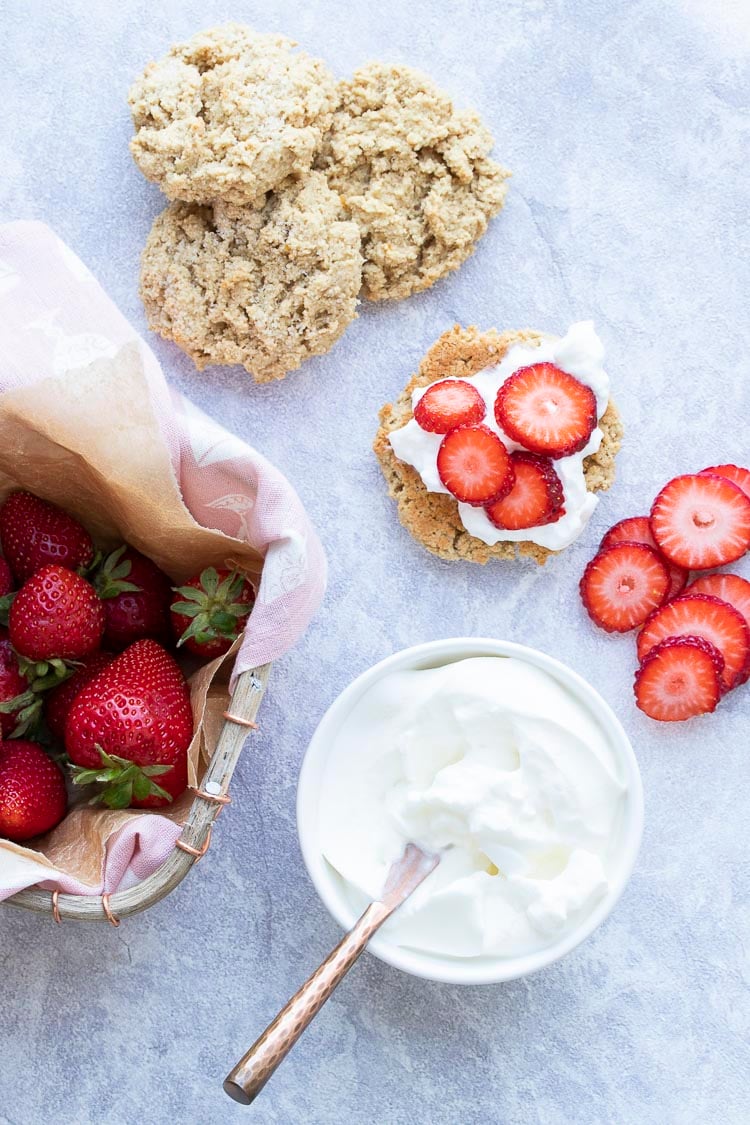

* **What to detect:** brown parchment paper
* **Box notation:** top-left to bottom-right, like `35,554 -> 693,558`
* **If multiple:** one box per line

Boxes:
0,345 -> 262,889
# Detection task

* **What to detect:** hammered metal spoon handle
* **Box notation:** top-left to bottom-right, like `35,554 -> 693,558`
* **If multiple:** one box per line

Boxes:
223,844 -> 438,1106
223,900 -> 389,1105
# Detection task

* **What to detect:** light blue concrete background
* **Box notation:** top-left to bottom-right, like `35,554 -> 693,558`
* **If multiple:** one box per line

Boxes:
1,1 -> 748,1122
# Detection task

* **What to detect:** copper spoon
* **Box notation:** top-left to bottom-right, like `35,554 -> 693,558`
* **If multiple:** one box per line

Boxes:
223,842 -> 439,1105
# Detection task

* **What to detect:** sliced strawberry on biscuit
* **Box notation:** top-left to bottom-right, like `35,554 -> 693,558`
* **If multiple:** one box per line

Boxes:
485,452 -> 564,531
600,515 -> 687,598
494,362 -> 597,458
579,542 -> 670,632
699,463 -> 750,500
414,379 -> 486,434
634,635 -> 724,722
437,425 -> 514,507
650,473 -> 750,570
637,592 -> 750,691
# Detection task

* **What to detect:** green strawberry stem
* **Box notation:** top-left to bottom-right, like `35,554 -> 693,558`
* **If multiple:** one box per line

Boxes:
69,747 -> 174,809
94,544 -> 142,600
16,655 -> 77,690
173,567 -> 250,649
0,592 -> 16,627
0,689 -> 44,738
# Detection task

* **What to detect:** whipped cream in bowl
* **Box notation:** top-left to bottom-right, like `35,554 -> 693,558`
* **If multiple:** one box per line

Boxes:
297,639 -> 643,985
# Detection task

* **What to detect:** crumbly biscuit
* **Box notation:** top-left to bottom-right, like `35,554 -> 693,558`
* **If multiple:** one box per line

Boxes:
140,172 -> 363,382
374,327 -> 622,564
129,24 -> 338,205
317,63 -> 510,302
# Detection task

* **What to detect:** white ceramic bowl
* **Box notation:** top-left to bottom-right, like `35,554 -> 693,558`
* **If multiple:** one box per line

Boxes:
297,638 -> 643,985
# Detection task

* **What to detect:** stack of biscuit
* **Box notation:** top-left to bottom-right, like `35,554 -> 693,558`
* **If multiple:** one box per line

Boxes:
129,24 -> 510,382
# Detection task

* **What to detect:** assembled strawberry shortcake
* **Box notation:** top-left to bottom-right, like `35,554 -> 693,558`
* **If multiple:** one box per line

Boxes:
374,321 -> 622,564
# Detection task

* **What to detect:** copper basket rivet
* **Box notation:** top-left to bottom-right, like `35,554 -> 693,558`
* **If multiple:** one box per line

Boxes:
222,710 -> 258,730
192,784 -> 231,807
101,893 -> 121,928
175,824 -> 213,861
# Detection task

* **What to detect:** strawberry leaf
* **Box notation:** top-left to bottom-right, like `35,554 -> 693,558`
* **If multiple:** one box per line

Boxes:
170,601 -> 203,618
69,746 -> 175,806
172,568 -> 254,650
94,545 -> 143,600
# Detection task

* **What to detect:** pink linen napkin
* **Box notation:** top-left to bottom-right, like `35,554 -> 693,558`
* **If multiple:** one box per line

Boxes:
0,220 -> 327,901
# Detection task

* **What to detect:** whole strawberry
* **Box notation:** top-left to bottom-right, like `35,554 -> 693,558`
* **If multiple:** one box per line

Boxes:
95,545 -> 172,651
0,491 -> 93,583
0,557 -> 13,597
0,740 -> 67,841
170,567 -> 255,659
45,651 -> 115,741
66,639 -> 193,808
9,565 -> 105,666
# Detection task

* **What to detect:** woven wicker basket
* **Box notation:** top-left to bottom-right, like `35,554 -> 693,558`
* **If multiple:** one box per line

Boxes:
3,663 -> 270,925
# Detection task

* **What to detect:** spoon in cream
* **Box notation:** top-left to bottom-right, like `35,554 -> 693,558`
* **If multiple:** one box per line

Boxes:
223,842 -> 439,1105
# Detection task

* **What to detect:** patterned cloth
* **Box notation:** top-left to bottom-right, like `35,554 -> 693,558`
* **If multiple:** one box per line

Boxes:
0,220 -> 327,900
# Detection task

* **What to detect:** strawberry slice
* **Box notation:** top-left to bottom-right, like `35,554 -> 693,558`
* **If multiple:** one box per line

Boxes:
414,379 -> 486,433
686,573 -> 750,681
650,473 -> 750,570
699,464 -> 750,500
437,425 -> 514,506
600,515 -> 687,598
494,362 -> 597,458
485,453 -> 564,530
637,592 -> 750,691
634,635 -> 723,722
579,542 -> 670,632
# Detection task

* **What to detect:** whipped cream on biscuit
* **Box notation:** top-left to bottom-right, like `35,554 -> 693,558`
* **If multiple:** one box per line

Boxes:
389,321 -> 609,550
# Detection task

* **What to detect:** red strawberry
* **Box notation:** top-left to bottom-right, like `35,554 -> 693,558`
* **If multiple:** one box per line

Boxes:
95,546 -> 172,650
0,491 -> 93,583
699,464 -> 750,500
650,474 -> 750,570
66,639 -> 193,808
600,516 -> 687,599
686,573 -> 750,628
0,558 -> 13,597
580,542 -> 671,632
44,651 -> 115,741
494,363 -> 597,458
0,629 -> 35,737
170,567 -> 255,658
0,740 -> 67,841
436,425 -> 514,507
637,593 -> 750,691
414,379 -> 486,434
634,635 -> 723,722
685,573 -> 750,682
9,565 -> 105,665
485,452 -> 564,530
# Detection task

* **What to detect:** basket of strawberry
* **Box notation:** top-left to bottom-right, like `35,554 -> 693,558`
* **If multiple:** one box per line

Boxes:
0,224 -> 326,921
0,489 -> 273,920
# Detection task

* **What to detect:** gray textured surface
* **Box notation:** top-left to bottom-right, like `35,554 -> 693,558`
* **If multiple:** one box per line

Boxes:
1,1 -> 749,1122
